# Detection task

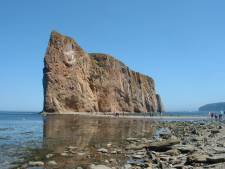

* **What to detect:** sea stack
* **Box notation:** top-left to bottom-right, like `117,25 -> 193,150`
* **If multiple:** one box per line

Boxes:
43,31 -> 164,113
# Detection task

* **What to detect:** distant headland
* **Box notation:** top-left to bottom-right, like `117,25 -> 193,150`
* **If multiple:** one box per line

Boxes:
199,102 -> 225,111
43,31 -> 164,113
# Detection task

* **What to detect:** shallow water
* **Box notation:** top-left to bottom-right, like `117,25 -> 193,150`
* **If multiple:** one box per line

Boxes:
42,114 -> 156,168
44,114 -> 155,151
0,111 -> 43,169
0,111 -> 212,169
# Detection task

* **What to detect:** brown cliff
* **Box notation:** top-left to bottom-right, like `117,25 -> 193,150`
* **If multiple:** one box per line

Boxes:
43,31 -> 163,113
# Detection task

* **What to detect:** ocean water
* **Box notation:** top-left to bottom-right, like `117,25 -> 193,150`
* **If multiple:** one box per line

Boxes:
0,111 -> 43,169
0,111 -> 209,169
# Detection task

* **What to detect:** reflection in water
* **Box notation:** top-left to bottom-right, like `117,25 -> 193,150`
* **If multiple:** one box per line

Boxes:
43,114 -> 155,167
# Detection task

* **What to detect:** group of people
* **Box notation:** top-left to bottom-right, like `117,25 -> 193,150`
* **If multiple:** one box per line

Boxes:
208,111 -> 225,121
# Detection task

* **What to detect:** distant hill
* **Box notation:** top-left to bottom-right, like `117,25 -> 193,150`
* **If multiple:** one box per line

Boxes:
199,102 -> 225,111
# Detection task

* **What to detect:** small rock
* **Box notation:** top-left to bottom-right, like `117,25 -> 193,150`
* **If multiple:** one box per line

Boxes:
97,148 -> 108,153
46,153 -> 54,159
192,136 -> 204,142
146,161 -> 152,169
125,144 -> 146,150
158,128 -> 172,139
28,161 -> 44,166
126,138 -> 139,142
165,149 -> 180,156
89,164 -> 111,169
107,143 -> 112,147
147,139 -> 180,151
173,164 -> 184,169
67,145 -> 77,150
213,147 -> 225,154
109,158 -> 117,164
123,164 -> 132,169
111,150 -> 117,154
211,129 -> 220,134
174,145 -> 195,153
77,152 -> 86,156
187,153 -> 208,163
47,160 -> 57,166
207,154 -> 225,163
132,154 -> 145,159
61,152 -> 70,156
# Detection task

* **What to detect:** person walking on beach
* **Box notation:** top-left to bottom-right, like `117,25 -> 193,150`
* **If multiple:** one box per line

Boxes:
208,112 -> 211,119
219,111 -> 223,121
211,112 -> 214,119
215,114 -> 218,121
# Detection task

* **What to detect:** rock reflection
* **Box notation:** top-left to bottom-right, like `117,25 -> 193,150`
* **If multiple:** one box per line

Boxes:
44,114 -> 155,152
42,114 -> 156,168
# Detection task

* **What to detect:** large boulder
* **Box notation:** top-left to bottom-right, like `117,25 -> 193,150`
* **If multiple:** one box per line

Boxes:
146,139 -> 180,151
43,31 -> 163,113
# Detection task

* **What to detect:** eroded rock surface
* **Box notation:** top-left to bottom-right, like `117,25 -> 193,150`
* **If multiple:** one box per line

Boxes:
43,31 -> 163,113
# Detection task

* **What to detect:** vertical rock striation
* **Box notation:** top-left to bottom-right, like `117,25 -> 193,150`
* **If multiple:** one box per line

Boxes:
156,94 -> 165,112
43,31 -> 164,113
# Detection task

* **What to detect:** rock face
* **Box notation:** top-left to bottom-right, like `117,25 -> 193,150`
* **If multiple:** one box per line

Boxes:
156,94 -> 164,112
199,102 -> 225,111
43,31 -> 163,113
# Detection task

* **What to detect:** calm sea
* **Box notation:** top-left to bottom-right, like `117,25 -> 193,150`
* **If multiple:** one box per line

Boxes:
0,111 -> 43,169
0,111 -> 208,169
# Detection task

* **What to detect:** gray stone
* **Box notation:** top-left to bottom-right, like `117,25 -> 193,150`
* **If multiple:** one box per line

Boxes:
28,161 -> 44,166
46,153 -> 54,159
213,147 -> 225,154
158,128 -> 172,139
67,145 -> 77,150
165,149 -> 180,156
47,160 -> 57,166
132,154 -> 145,159
211,129 -> 220,134
123,164 -> 132,169
89,164 -> 112,169
61,152 -> 70,156
187,153 -> 208,163
126,138 -> 140,142
125,144 -> 146,150
174,145 -> 195,153
147,139 -> 180,151
77,152 -> 86,156
97,148 -> 108,153
207,154 -> 225,163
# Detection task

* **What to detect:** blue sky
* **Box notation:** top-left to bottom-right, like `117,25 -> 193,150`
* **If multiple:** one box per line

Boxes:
0,0 -> 225,111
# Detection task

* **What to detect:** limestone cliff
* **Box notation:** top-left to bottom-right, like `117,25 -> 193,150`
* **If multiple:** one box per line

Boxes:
43,31 -> 163,113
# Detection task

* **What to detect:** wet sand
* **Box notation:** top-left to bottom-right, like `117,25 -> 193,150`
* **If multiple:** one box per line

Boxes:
42,112 -> 208,120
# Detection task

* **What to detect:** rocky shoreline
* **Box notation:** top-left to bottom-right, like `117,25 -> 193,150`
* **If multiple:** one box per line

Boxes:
14,119 -> 225,169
